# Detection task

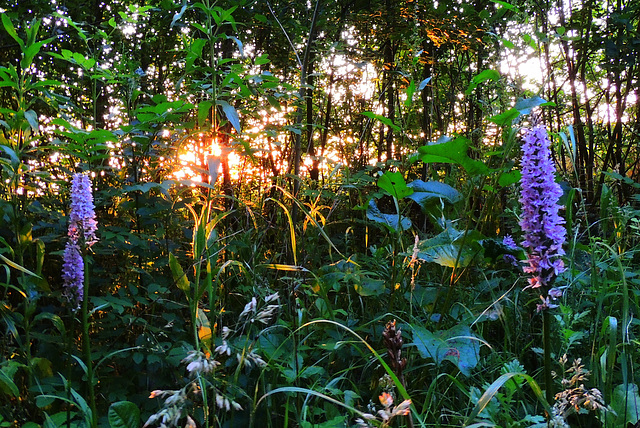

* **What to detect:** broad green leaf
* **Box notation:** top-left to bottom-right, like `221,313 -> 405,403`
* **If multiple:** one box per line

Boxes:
168,253 -> 190,293
218,100 -> 241,134
515,96 -> 547,114
377,171 -> 413,199
406,180 -> 461,208
488,108 -> 519,126
415,136 -> 490,176
415,226 -> 479,267
498,170 -> 521,187
465,69 -> 500,95
354,277 -> 385,297
610,384 -> 640,425
412,324 -> 481,376
361,111 -> 400,132
366,200 -> 411,232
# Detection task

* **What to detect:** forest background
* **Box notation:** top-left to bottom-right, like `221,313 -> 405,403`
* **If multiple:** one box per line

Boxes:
1,0 -> 640,426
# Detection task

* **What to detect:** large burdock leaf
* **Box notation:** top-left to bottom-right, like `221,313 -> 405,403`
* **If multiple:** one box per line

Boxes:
412,325 -> 480,376
406,180 -> 461,208
414,137 -> 489,176
609,384 -> 640,425
415,225 -> 481,267
366,200 -> 411,232
377,171 -> 413,200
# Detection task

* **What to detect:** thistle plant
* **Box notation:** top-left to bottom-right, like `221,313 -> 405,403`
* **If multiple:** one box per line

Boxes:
519,125 -> 566,404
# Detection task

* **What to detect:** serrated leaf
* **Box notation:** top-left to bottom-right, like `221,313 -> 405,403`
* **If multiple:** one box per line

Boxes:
406,180 -> 461,207
366,200 -> 411,231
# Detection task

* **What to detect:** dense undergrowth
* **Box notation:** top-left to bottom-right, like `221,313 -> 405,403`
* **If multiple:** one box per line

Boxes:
2,2 -> 640,428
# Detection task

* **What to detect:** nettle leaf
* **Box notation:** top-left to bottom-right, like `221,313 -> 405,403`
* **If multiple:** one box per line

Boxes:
412,324 -> 481,376
406,180 -> 461,208
415,136 -> 490,176
377,171 -> 413,199
366,199 -> 411,232
108,401 -> 140,428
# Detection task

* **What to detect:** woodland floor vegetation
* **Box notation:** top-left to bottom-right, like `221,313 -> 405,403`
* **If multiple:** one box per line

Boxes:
1,0 -> 640,427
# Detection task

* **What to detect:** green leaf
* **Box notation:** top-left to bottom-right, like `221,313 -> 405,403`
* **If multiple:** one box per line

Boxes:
415,136 -> 490,176
406,180 -> 461,208
108,401 -> 140,428
1,14 -> 24,50
465,69 -> 500,95
515,96 -> 547,114
354,277 -> 385,297
198,101 -> 213,127
418,77 -> 432,91
611,384 -> 640,425
0,368 -> 18,396
412,324 -> 481,376
415,225 -> 479,267
498,170 -> 521,187
361,111 -> 400,132
488,108 -> 519,126
377,171 -> 413,199
366,200 -> 411,232
404,80 -> 415,107
24,109 -> 38,131
168,253 -> 190,294
218,100 -> 241,134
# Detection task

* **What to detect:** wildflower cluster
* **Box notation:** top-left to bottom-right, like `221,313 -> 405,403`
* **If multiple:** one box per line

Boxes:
519,126 -> 566,310
62,173 -> 97,306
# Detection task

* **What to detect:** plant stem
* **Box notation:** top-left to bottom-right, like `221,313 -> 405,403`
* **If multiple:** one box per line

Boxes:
543,309 -> 553,404
82,257 -> 98,428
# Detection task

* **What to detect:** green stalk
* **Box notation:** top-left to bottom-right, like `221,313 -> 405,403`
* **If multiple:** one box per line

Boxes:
543,309 -> 553,404
82,256 -> 97,428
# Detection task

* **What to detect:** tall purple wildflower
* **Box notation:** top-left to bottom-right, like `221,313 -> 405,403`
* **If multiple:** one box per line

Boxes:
519,126 -> 566,310
62,173 -> 97,306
